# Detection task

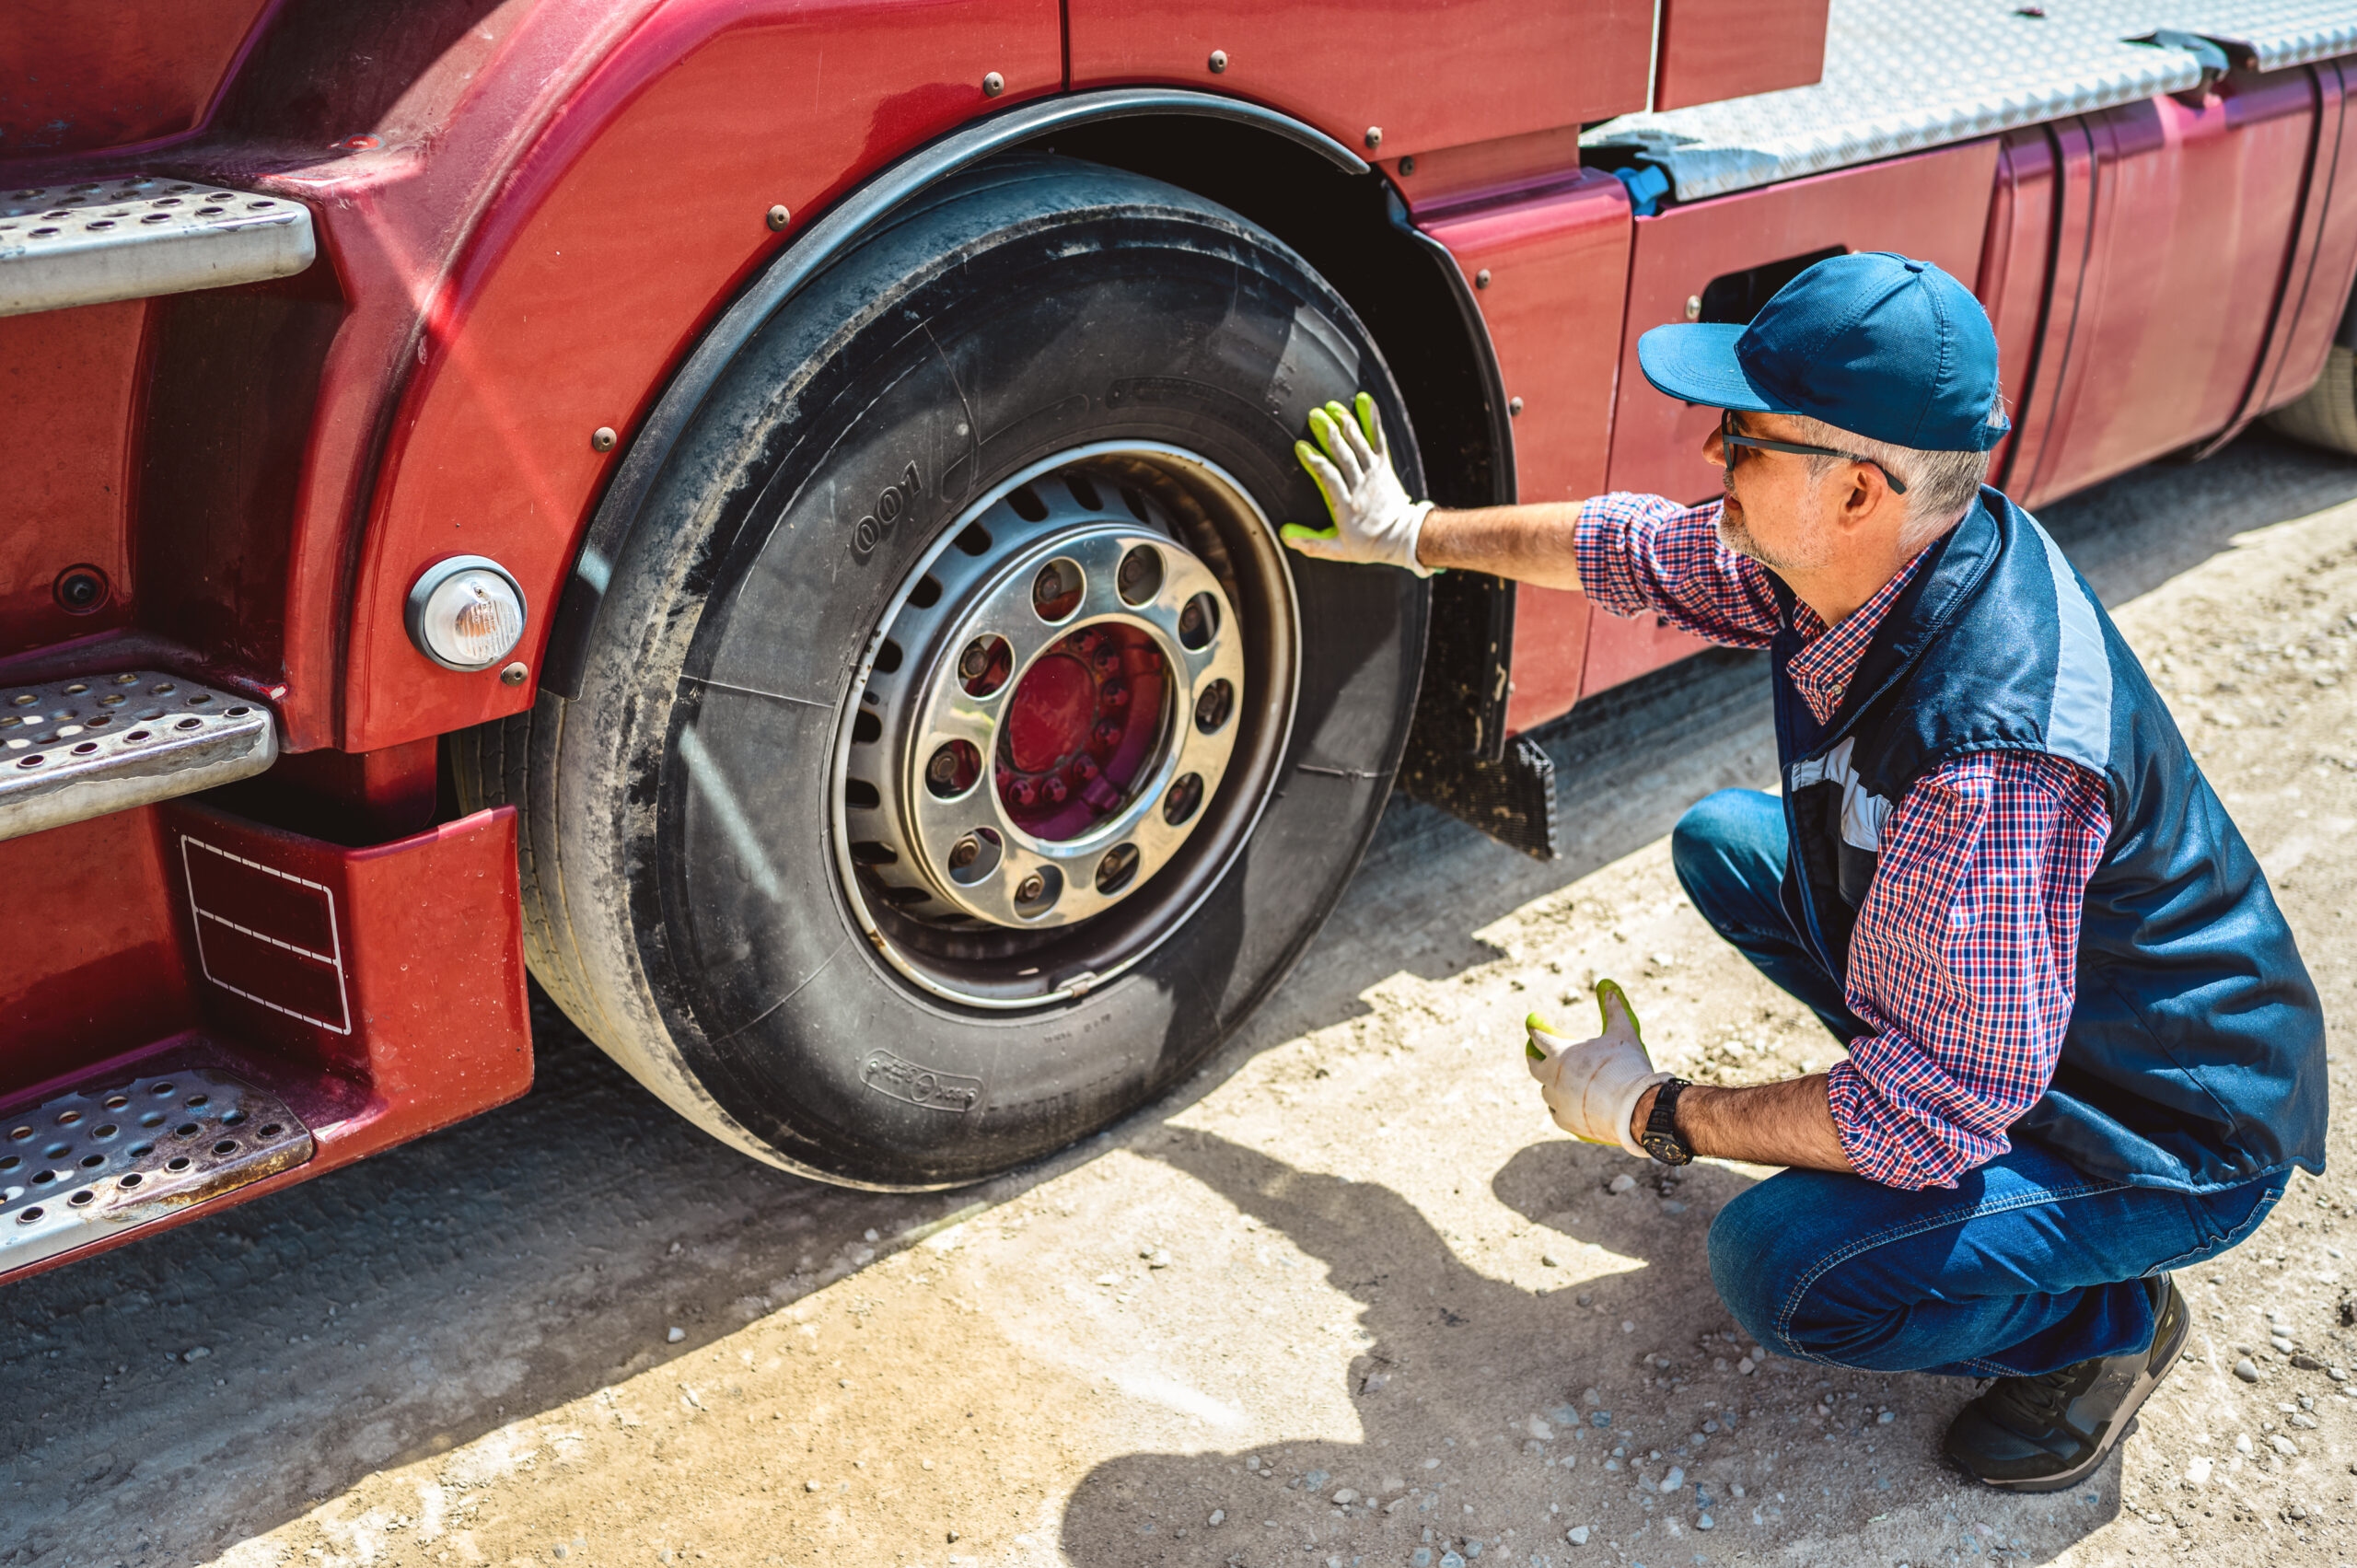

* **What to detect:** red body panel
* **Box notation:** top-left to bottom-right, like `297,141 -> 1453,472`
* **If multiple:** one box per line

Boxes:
1416,170 -> 1632,734
0,0 -> 273,157
1652,0 -> 1831,113
1973,130 -> 2059,488
334,0 -> 1062,751
0,801 -> 531,1285
0,302 -> 148,652
2012,72 -> 2324,507
1065,1 -> 1651,161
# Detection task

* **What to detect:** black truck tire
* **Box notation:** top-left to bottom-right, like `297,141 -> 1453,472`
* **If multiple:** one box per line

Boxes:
458,157 -> 1428,1188
2267,343 -> 2357,455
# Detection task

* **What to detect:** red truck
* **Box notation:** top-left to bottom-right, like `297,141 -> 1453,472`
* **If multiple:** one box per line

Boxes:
5,0 -> 2355,1285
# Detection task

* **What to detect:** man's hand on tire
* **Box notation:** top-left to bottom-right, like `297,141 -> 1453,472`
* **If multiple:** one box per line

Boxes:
1283,393 -> 1434,575
1526,980 -> 1672,1157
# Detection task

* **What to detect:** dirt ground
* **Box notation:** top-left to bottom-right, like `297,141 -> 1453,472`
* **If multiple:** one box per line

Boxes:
6,431 -> 2357,1568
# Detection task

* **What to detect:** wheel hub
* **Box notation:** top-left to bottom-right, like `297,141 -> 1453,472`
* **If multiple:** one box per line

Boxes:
844,459 -> 1248,931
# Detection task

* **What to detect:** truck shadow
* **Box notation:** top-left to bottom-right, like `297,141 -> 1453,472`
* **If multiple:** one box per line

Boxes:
1057,1131 -> 2123,1566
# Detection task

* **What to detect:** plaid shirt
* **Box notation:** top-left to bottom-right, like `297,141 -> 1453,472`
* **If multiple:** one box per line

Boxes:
1575,494 -> 2112,1190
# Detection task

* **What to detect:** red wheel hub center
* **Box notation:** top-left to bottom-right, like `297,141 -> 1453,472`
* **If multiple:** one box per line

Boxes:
997,622 -> 1166,841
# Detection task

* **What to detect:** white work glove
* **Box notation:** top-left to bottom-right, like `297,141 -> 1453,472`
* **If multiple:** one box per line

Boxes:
1525,979 -> 1672,1158
1283,393 -> 1434,575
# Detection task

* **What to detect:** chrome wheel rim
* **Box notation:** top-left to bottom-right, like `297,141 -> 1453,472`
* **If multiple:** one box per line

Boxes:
830,442 -> 1300,1008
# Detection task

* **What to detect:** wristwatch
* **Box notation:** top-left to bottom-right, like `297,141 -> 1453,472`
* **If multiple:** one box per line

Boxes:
1641,1077 -> 1695,1166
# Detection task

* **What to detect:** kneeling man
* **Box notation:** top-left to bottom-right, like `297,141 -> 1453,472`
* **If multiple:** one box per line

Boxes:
1284,252 -> 2327,1491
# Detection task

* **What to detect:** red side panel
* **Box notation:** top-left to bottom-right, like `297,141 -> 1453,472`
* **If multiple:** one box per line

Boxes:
161,803 -> 530,1119
2014,74 -> 2320,508
2240,60 -> 2357,425
1419,171 -> 1631,735
1605,138 -> 2003,505
1652,0 -> 1830,113
1974,130 -> 2059,487
1065,1 -> 1653,160
0,811 -> 196,1097
0,0 -> 272,157
0,302 -> 148,654
339,0 -> 1063,751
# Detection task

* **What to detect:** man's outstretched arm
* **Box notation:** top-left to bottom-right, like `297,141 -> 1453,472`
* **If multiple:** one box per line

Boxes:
1631,1076 -> 1855,1172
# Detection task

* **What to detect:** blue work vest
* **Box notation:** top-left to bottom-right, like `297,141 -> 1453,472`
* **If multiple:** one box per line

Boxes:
1769,486 -> 2327,1192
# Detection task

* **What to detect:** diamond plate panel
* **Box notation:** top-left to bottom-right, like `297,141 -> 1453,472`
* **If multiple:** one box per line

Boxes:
1586,0 -> 2357,202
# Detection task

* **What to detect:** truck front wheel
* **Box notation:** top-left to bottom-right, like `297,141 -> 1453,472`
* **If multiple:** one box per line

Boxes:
460,157 -> 1427,1187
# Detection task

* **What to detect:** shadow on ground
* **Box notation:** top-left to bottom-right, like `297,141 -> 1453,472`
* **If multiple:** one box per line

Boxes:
0,432 -> 2345,1563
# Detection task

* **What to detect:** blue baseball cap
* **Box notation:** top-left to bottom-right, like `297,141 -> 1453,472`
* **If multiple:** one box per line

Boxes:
1637,252 -> 2010,452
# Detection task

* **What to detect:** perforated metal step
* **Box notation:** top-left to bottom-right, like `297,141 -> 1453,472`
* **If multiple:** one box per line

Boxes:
0,671 -> 277,843
0,176 -> 314,317
1586,0 -> 2357,202
1,1067 -> 313,1272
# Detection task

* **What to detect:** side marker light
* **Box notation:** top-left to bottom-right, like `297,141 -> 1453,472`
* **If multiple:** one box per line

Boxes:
406,556 -> 527,672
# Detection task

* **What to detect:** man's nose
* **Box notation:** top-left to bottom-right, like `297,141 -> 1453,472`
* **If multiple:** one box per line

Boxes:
1701,417 -> 1727,469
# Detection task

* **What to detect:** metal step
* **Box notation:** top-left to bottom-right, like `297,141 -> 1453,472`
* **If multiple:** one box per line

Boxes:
0,176 -> 314,318
0,671 -> 277,843
2,1066 -> 313,1272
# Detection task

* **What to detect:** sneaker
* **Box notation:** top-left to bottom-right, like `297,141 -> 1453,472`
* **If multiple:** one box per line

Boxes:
1942,1272 -> 2189,1493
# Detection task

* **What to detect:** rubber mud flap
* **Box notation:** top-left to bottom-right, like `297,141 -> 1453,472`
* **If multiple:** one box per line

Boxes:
496,157 -> 1428,1188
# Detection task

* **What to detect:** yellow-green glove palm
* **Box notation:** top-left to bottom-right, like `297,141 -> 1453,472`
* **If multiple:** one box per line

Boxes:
1282,393 -> 1434,576
1525,979 -> 1671,1158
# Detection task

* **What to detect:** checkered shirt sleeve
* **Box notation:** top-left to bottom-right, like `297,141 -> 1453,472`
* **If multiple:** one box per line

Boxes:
1572,493 -> 1781,649
1826,750 -> 2113,1190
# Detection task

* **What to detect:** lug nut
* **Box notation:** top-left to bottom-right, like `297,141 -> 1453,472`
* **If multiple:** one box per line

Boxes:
1010,777 -> 1038,807
1100,679 -> 1129,711
958,642 -> 992,680
1034,566 -> 1063,607
1073,629 -> 1099,655
1164,772 -> 1204,826
1016,872 -> 1047,903
947,836 -> 980,870
1070,755 -> 1098,784
1094,720 -> 1123,749
1178,601 -> 1202,636
927,749 -> 958,784
1194,679 -> 1234,733
1095,842 -> 1140,893
1093,648 -> 1121,677
1043,776 -> 1068,804
925,739 -> 980,797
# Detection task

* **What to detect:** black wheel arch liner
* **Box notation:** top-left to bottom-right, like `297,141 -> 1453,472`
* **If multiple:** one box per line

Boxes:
540,87 -> 1543,852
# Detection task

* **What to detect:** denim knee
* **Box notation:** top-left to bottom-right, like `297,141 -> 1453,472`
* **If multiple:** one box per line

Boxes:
1705,1186 -> 1795,1352
1670,789 -> 1782,910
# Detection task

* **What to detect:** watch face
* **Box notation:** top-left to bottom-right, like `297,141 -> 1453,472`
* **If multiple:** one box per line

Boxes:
1643,1132 -> 1692,1166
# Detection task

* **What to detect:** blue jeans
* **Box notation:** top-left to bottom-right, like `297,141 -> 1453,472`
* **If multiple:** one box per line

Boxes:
1671,788 -> 2284,1376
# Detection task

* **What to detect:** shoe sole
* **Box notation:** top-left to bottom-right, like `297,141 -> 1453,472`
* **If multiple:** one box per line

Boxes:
1975,1283 -> 2189,1494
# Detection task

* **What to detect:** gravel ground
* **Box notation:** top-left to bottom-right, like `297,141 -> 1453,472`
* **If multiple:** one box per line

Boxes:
4,432 -> 2356,1568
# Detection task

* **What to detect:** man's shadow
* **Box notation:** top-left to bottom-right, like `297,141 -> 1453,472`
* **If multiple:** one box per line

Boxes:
1058,1129 -> 1767,1565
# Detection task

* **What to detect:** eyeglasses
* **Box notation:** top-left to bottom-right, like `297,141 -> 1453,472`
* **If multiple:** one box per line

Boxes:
1720,412 -> 1907,494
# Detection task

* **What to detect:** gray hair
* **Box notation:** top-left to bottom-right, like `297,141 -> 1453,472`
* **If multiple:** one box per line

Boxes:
1783,414 -> 1994,551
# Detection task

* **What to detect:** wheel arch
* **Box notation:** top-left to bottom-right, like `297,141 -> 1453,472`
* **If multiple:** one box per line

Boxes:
536,89 -> 1515,703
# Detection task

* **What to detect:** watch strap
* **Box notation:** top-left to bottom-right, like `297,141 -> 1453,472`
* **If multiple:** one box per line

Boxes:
1643,1076 -> 1695,1165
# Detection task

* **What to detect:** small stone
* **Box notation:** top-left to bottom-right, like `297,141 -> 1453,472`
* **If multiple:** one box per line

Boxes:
1304,1469 -> 1329,1492
1662,1466 -> 1685,1492
1411,1551 -> 1433,1568
1590,1411 -> 1611,1428
1731,1484 -> 1746,1498
2235,1434 -> 2253,1455
1608,1174 -> 1637,1195
2270,1434 -> 2300,1457
2234,1358 -> 2261,1383
2292,1353 -> 2323,1370
1737,1356 -> 1755,1375
2271,1335 -> 2296,1354
1877,1410 -> 1896,1424
1620,1320 -> 1635,1335
2291,1503 -> 2309,1519
183,1347 -> 210,1363
1566,1525 -> 1591,1545
1208,1510 -> 1225,1527
1526,1416 -> 1554,1441
667,1327 -> 686,1343
1362,1372 -> 1389,1394
2291,1411 -> 2317,1429
552,1547 -> 570,1561
1661,1200 -> 1688,1214
804,1481 -> 821,1492
1439,1552 -> 1466,1568
2185,1456 -> 2212,1485
2331,1366 -> 2348,1381
1332,1489 -> 1358,1504
1542,1252 -> 1562,1268
1095,1273 -> 1120,1286
1696,1515 -> 1714,1531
